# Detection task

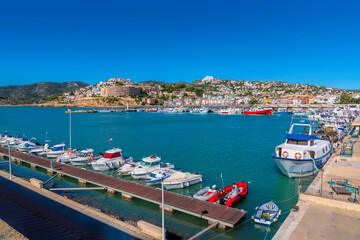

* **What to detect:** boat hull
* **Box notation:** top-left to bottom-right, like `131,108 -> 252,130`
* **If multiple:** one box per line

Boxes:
272,149 -> 332,178
164,177 -> 202,190
243,109 -> 272,115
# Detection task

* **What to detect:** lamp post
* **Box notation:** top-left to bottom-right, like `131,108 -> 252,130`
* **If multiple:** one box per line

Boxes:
161,178 -> 165,240
7,141 -> 12,180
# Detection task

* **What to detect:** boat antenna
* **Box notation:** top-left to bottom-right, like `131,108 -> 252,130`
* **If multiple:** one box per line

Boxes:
221,172 -> 224,190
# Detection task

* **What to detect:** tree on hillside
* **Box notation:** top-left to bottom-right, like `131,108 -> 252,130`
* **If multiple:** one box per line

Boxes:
340,93 -> 352,103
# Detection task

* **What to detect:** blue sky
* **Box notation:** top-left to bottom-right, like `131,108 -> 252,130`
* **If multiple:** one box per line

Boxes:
0,0 -> 359,89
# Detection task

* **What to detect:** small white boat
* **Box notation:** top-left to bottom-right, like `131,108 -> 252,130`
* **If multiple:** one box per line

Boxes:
70,149 -> 96,166
46,144 -> 67,158
117,162 -> 140,175
30,143 -> 51,156
145,168 -> 176,185
253,200 -> 281,226
0,137 -> 23,147
163,171 -> 202,190
91,148 -> 126,171
16,140 -> 39,152
193,185 -> 218,201
130,156 -> 162,179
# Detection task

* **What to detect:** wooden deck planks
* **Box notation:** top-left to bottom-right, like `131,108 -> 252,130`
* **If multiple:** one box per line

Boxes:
0,147 -> 246,227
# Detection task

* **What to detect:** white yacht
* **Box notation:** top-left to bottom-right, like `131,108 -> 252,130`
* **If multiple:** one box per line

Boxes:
117,162 -> 140,175
91,148 -> 125,171
16,140 -> 39,152
30,143 -> 51,156
130,156 -> 162,179
44,144 -> 67,158
163,171 -> 202,190
272,123 -> 332,177
70,149 -> 95,166
145,168 -> 176,185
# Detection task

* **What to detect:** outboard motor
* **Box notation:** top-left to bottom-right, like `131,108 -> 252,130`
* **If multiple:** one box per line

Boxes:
211,185 -> 217,190
218,195 -> 225,205
44,143 -> 49,149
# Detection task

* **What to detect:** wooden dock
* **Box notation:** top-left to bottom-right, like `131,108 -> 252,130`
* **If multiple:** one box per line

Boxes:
0,147 -> 246,228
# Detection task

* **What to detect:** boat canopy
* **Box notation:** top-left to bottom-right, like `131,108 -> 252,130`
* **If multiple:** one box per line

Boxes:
53,146 -> 64,151
103,152 -> 121,158
286,133 -> 317,141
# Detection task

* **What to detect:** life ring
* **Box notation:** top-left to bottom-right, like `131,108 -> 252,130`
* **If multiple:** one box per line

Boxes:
68,150 -> 73,156
295,152 -> 302,159
282,151 -> 289,158
89,155 -> 94,161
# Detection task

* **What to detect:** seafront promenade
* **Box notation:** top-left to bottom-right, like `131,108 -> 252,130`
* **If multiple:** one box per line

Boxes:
273,116 -> 360,240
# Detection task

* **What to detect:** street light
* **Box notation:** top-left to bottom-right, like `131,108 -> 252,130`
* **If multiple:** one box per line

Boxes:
6,140 -> 12,180
161,177 -> 165,240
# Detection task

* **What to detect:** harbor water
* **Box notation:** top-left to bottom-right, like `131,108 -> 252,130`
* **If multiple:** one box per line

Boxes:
0,106 -> 311,239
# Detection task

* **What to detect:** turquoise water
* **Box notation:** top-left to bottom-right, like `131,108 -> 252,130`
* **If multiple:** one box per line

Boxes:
0,107 -> 303,239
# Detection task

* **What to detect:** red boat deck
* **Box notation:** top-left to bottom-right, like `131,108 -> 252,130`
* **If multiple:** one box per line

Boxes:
0,147 -> 246,228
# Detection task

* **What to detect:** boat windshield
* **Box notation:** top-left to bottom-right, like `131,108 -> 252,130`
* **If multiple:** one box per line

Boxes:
140,161 -> 151,167
149,173 -> 156,178
291,125 -> 311,135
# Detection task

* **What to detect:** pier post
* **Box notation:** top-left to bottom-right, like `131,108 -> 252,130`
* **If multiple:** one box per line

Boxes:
78,179 -> 87,185
106,188 -> 116,194
31,164 -> 36,169
121,193 -> 133,200
159,205 -> 174,213
47,168 -> 54,174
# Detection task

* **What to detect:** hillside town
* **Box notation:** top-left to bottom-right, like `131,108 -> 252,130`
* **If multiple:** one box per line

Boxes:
48,76 -> 359,107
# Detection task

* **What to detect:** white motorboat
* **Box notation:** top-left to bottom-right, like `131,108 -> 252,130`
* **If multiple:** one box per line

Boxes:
145,168 -> 176,185
163,171 -> 202,190
130,156 -> 162,179
272,123 -> 332,177
56,149 -> 79,163
0,137 -> 23,147
30,143 -> 51,156
16,140 -> 39,152
117,161 -> 140,175
91,148 -> 126,171
70,149 -> 96,166
193,185 -> 218,201
44,144 -> 67,158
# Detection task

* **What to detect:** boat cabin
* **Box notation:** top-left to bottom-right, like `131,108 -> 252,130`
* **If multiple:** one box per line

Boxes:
275,124 -> 331,160
103,148 -> 122,159
140,156 -> 161,167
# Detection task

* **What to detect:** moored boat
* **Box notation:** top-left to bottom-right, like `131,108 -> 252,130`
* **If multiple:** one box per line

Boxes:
243,108 -> 272,115
45,144 -> 67,158
253,200 -> 281,226
193,185 -> 218,201
272,123 -> 332,177
163,171 -> 202,190
91,148 -> 126,171
130,156 -> 169,179
208,182 -> 248,207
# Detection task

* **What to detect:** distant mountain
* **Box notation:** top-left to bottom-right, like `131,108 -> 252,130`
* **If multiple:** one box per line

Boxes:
0,81 -> 89,105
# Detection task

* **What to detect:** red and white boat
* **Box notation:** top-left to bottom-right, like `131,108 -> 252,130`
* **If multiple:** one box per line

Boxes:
208,182 -> 248,207
243,108 -> 272,115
